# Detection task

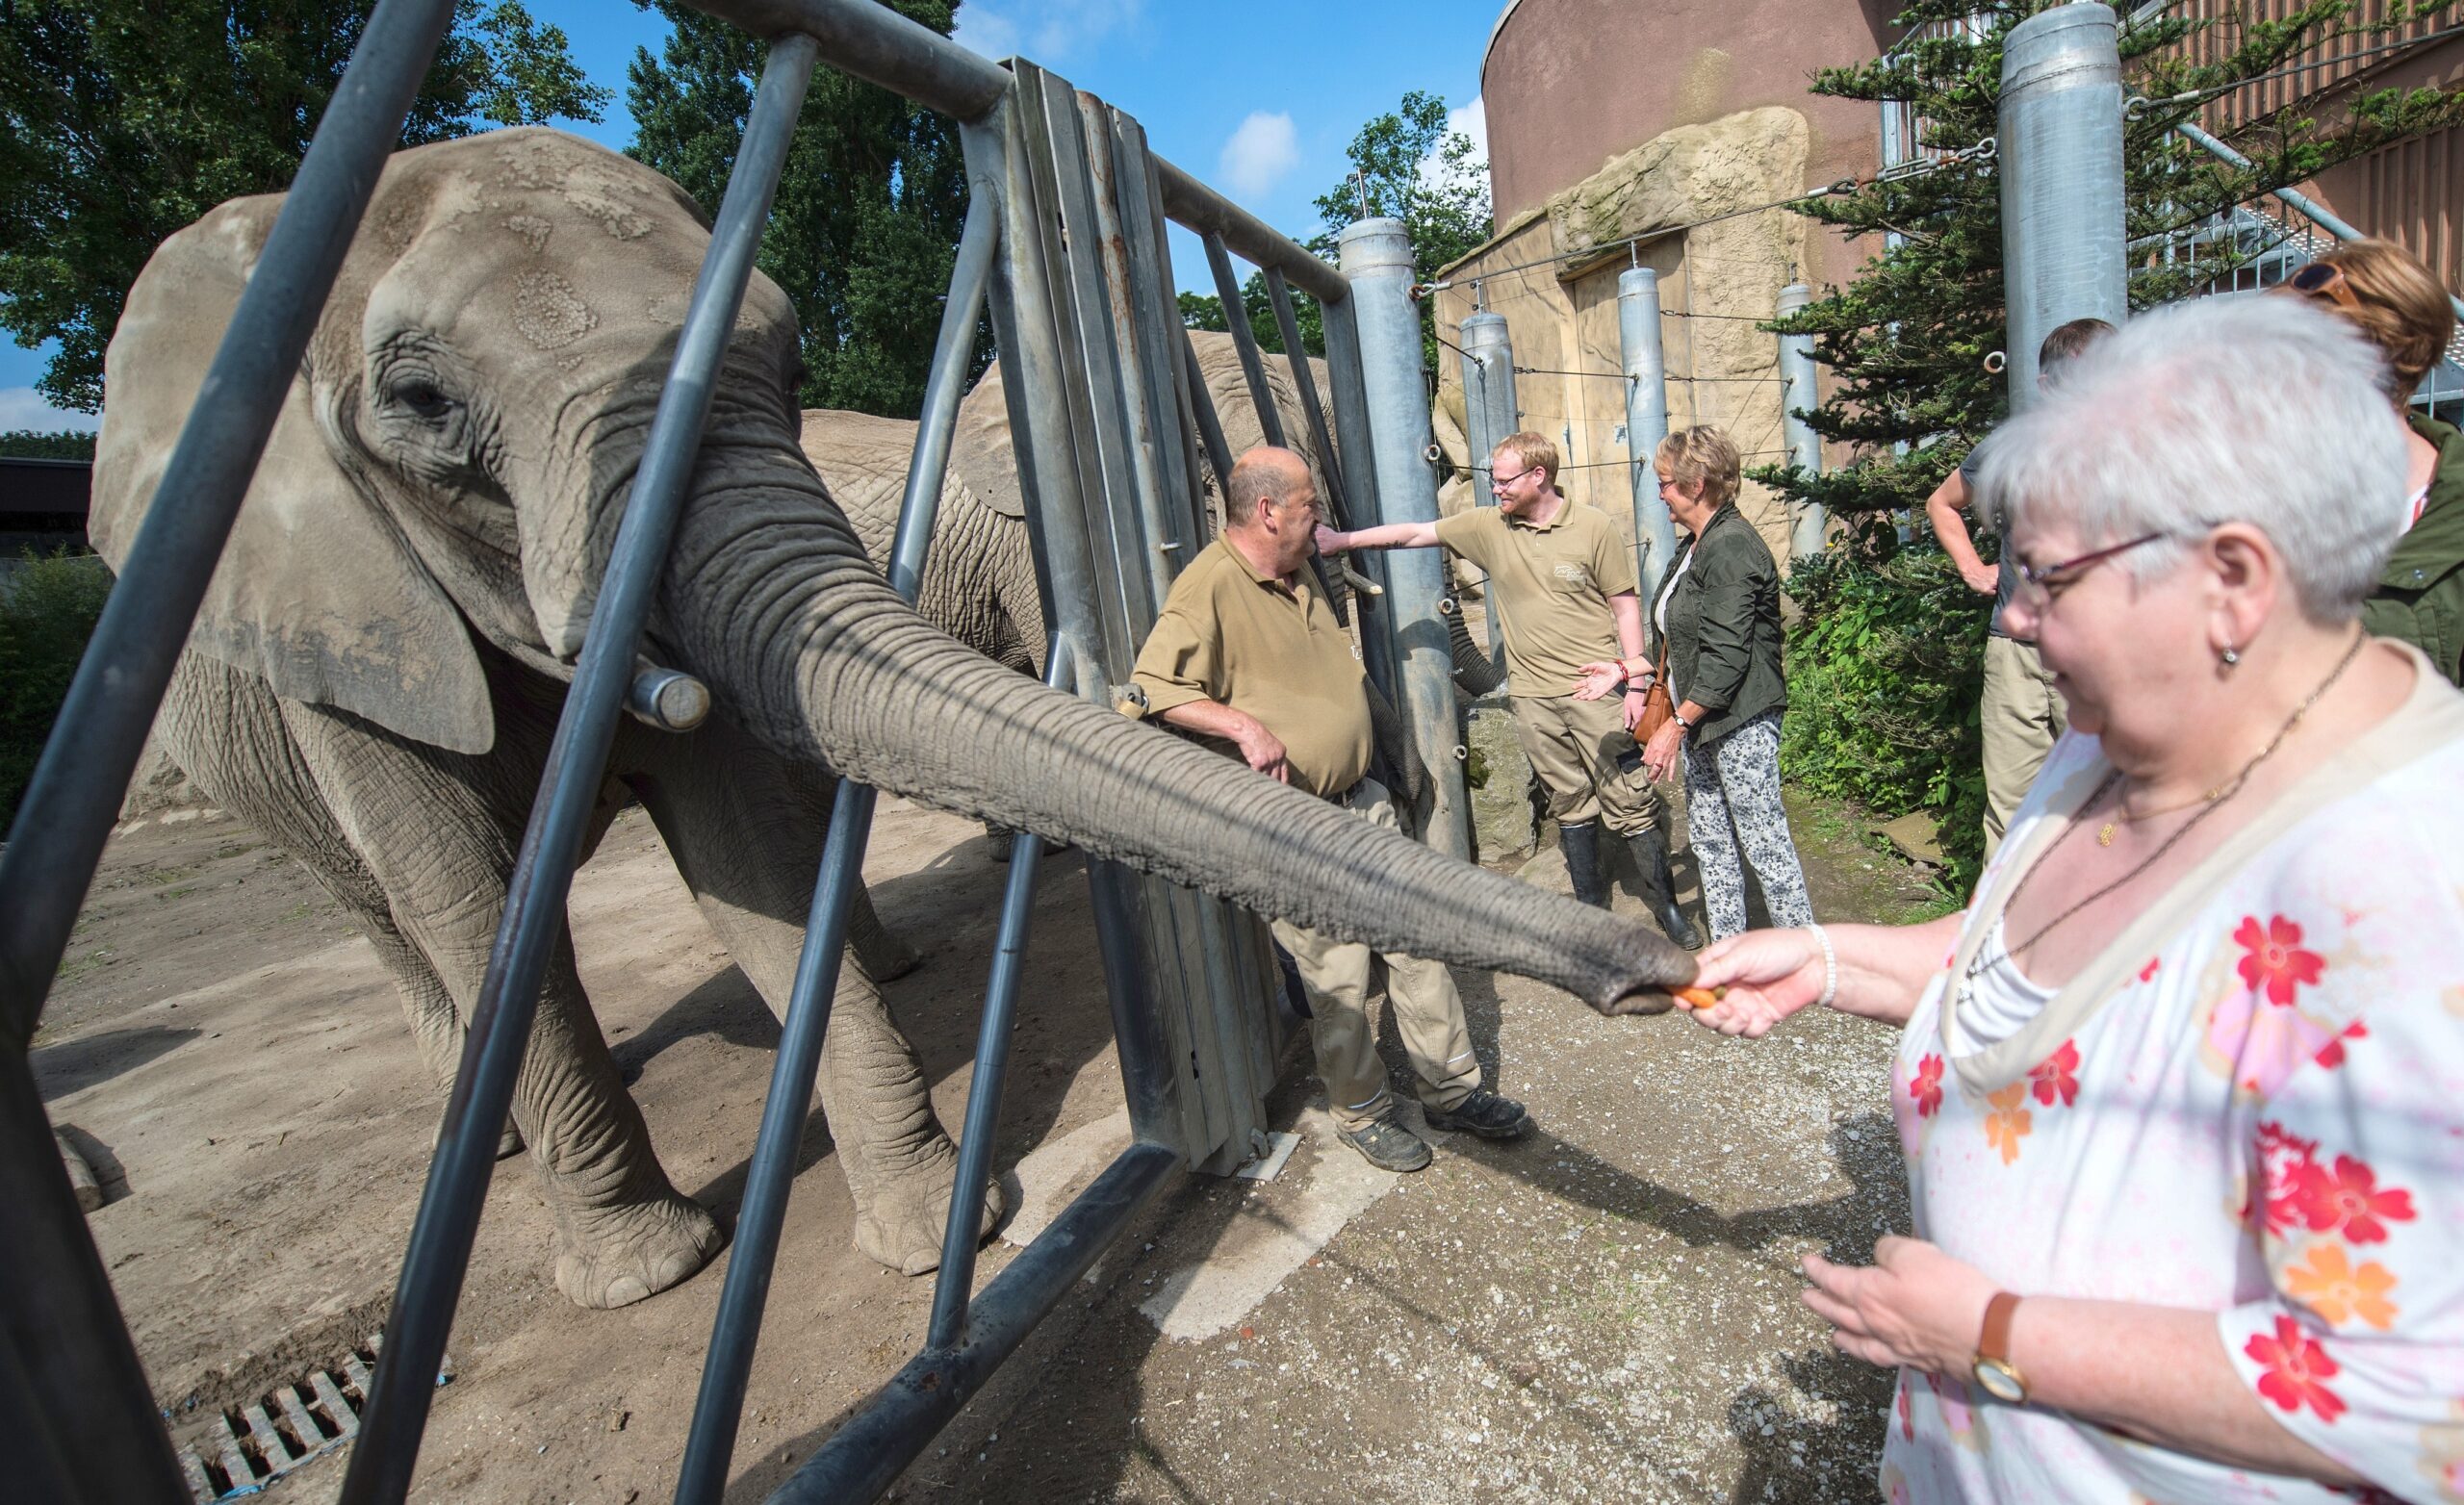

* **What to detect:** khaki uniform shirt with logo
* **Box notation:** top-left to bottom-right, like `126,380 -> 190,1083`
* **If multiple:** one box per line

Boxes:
1433,499 -> 1636,699
1125,537 -> 1373,800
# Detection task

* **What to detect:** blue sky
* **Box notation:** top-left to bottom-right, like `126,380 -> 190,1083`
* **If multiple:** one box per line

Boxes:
0,0 -> 1500,432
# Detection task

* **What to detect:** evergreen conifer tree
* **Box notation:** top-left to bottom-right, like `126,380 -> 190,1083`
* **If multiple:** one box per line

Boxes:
1764,0 -> 2464,888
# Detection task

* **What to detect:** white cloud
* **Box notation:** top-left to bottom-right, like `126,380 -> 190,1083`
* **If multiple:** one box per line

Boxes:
1418,94 -> 1491,196
0,388 -> 100,434
955,0 -> 1143,62
1218,112 -> 1299,200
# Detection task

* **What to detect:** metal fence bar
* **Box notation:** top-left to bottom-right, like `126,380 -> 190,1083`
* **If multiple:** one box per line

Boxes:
1154,159 -> 1347,304
1319,293 -> 1402,705
0,0 -> 454,1049
338,34 -> 822,1505
1775,282 -> 1826,559
0,3 -> 459,1490
2171,118 -> 2464,324
1181,334 -> 1239,503
670,89 -> 989,1505
1262,267 -> 1349,526
1203,232 -> 1290,449
1999,2 -> 2126,408
924,633 -> 1074,1353
680,0 -> 1008,121
767,1141 -> 1180,1502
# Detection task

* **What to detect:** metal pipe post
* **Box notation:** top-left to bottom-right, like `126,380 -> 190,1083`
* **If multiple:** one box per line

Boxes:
1774,282 -> 1826,560
1998,2 -> 2126,411
671,132 -> 989,1505
1617,266 -> 1680,610
1457,308 -> 1514,664
342,36 -> 823,1505
924,637 -> 1072,1354
1339,217 -> 1470,859
1203,233 -> 1288,449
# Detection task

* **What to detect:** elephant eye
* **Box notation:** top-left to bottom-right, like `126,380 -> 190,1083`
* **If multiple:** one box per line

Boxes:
389,378 -> 455,420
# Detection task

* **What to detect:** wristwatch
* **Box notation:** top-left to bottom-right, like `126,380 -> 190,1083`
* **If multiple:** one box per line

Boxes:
1673,709 -> 1697,732
1970,1290 -> 2028,1404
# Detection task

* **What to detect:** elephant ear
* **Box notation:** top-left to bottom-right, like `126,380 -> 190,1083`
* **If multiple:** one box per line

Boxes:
947,358 -> 1027,519
90,198 -> 495,754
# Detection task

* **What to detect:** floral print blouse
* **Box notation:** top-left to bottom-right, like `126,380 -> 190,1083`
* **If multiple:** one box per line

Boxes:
1885,648 -> 2464,1503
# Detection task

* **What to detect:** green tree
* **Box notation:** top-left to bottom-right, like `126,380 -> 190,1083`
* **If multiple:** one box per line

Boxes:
0,549 -> 113,824
1307,89 -> 1491,370
627,0 -> 982,418
0,429 -> 96,460
0,0 -> 608,412
1764,0 -> 2464,891
1176,278 -> 1322,357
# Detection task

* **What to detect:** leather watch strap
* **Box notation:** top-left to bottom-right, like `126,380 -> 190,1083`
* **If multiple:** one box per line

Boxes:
1979,1290 -> 2021,1365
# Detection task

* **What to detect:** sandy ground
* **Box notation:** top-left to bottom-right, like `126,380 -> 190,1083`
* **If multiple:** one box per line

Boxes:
36,781 -> 1943,1504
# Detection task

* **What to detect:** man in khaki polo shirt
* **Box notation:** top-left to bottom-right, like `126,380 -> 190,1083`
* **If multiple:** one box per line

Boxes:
1318,431 -> 1701,948
1126,446 -> 1530,1172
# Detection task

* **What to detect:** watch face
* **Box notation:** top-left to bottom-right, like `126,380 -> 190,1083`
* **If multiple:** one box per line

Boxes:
1972,1358 -> 2027,1405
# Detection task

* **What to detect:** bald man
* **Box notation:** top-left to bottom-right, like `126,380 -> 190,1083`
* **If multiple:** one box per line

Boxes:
1124,446 -> 1529,1172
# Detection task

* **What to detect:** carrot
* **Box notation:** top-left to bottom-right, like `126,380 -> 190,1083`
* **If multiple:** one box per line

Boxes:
1674,985 -> 1725,1010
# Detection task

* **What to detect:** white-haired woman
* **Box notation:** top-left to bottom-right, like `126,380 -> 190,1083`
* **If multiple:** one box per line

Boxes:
1684,295 -> 2464,1503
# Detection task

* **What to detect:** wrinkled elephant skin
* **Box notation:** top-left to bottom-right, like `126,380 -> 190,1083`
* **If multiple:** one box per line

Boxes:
91,130 -> 1693,1308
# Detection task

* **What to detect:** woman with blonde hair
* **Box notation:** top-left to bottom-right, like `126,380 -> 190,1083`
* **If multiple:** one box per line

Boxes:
1683,295 -> 2464,1503
2283,237 -> 2464,681
1576,425 -> 1811,939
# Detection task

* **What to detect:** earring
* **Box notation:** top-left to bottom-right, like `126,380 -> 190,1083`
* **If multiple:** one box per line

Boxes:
2220,641 -> 2241,668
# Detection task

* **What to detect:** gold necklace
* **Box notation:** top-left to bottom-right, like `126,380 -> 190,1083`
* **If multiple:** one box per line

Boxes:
1971,628 -> 2369,985
2094,787 -> 2222,847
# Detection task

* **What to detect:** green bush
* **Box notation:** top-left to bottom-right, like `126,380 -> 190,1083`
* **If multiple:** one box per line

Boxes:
0,550 -> 115,828
1781,545 -> 1988,895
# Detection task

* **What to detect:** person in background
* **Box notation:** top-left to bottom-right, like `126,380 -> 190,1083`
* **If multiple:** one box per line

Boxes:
1925,318 -> 2116,857
1315,431 -> 1702,949
2281,238 -> 2464,684
1682,295 -> 2464,1504
1581,425 -> 1811,943
1127,446 -> 1531,1173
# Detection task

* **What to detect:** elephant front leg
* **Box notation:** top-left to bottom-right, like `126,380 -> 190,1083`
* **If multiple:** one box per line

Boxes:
626,727 -> 998,1274
516,941 -> 727,1308
277,696 -> 721,1308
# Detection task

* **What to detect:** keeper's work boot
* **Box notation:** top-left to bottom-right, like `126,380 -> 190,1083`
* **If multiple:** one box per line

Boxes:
1626,826 -> 1704,950
1559,820 -> 1610,908
1424,1087 -> 1532,1139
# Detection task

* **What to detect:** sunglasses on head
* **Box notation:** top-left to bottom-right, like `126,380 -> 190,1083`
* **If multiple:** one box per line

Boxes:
2283,261 -> 2361,314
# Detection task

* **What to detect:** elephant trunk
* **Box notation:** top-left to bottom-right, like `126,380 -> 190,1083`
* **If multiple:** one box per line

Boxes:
662,470 -> 1690,1012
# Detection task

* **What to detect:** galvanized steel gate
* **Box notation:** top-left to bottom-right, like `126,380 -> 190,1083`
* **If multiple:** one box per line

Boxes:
0,0 -> 1471,1501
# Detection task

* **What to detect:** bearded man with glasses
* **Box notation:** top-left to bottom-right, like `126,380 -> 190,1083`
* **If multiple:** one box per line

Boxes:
1317,430 -> 1702,949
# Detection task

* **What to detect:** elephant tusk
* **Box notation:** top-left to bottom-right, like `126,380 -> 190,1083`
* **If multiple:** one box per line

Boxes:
627,661 -> 711,732
1337,563 -> 1383,598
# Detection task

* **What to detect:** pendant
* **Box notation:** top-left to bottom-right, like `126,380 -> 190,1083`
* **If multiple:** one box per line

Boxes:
2097,821 -> 2118,848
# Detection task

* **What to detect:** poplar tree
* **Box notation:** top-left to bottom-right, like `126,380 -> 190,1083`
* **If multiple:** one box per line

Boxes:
1763,0 -> 2464,887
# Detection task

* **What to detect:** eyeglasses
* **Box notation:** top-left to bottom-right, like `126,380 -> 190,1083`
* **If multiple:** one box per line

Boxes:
1491,467 -> 1533,492
2011,532 -> 2169,601
2282,261 -> 2361,315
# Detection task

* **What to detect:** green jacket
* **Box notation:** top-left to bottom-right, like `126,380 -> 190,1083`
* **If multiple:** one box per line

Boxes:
1653,503 -> 1787,747
2362,412 -> 2464,686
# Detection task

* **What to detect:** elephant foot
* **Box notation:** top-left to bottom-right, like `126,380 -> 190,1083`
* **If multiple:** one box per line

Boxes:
858,932 -> 922,983
552,1190 -> 726,1309
853,1168 -> 1007,1276
430,1118 -> 527,1161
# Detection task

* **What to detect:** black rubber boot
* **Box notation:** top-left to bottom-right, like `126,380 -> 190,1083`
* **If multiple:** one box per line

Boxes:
1625,826 -> 1704,950
1559,821 -> 1610,908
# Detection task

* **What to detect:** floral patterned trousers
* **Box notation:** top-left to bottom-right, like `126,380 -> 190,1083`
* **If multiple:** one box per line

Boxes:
1681,708 -> 1815,939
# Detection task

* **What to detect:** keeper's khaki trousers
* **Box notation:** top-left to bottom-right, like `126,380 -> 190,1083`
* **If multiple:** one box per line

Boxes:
1269,778 -> 1482,1132
1511,692 -> 1662,835
1981,634 -> 2067,858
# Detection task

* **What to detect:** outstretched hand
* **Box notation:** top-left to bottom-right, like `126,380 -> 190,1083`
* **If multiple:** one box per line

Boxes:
1312,523 -> 1348,556
1681,929 -> 1829,1036
1571,660 -> 1626,701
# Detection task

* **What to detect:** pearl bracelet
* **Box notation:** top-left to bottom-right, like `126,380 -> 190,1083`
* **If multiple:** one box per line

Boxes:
1807,922 -> 1838,1010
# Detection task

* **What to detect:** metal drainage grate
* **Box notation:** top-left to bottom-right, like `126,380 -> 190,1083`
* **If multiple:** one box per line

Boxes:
173,1331 -> 451,1501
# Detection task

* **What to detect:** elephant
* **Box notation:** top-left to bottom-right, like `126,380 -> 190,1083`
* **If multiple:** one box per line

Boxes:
89,128 -> 1686,1311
